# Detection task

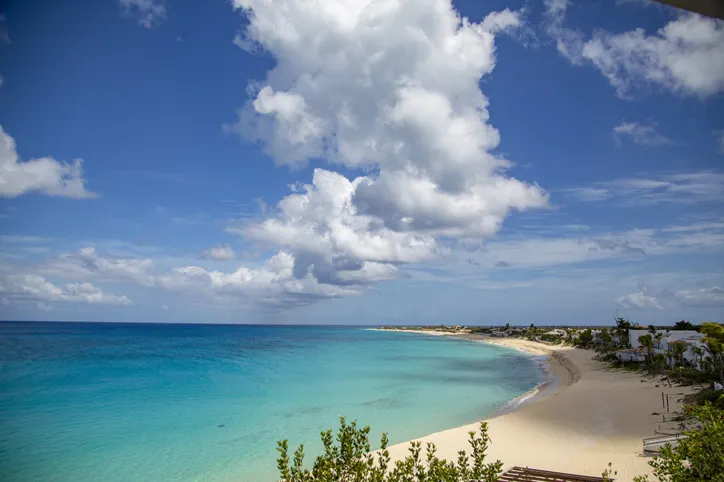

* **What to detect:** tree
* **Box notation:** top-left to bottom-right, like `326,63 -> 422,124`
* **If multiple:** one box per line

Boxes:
673,320 -> 697,331
670,342 -> 687,368
598,329 -> 614,354
615,317 -> 632,348
634,401 -> 724,482
701,322 -> 724,383
276,418 -> 503,482
655,332 -> 664,351
653,353 -> 667,375
639,334 -> 655,368
692,346 -> 704,370
648,325 -> 657,336
576,329 -> 594,348
504,323 -> 510,331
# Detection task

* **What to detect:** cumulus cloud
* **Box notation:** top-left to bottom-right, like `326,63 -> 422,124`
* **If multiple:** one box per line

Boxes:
545,1 -> 724,97
120,0 -> 166,28
617,286 -> 664,310
613,121 -> 671,147
201,245 -> 237,260
0,126 -> 96,199
0,274 -> 132,306
562,170 -> 724,205
25,245 -> 396,309
226,0 -> 548,298
158,251 -> 366,307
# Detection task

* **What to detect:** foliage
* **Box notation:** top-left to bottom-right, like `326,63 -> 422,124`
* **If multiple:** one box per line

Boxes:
701,323 -> 724,383
633,402 -> 724,482
667,367 -> 714,386
614,317 -> 632,348
539,333 -> 563,344
672,320 -> 698,331
276,418 -> 503,482
575,328 -> 594,348
685,388 -> 724,410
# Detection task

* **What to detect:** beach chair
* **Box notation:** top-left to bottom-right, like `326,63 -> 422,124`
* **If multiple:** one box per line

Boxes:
496,466 -> 611,481
642,433 -> 687,454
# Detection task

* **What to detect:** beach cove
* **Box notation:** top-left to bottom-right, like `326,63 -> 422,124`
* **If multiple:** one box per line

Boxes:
384,334 -> 696,482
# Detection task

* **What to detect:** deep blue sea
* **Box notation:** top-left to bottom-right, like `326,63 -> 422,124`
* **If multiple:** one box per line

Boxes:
0,322 -> 544,482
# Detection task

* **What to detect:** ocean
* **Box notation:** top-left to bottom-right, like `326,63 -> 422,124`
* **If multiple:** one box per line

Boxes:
0,322 -> 545,482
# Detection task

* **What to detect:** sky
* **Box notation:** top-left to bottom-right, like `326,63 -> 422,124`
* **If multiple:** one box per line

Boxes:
0,0 -> 723,325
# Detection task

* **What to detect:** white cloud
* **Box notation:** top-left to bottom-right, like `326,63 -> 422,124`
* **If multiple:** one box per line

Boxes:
25,245 -> 396,308
40,247 -> 156,287
613,121 -> 671,146
459,219 -> 724,272
675,286 -> 724,306
201,245 -> 237,260
0,126 -> 96,199
158,251 -> 362,307
238,169 -> 443,265
226,0 -> 548,295
563,170 -> 724,205
545,1 -> 724,97
617,286 -> 664,310
120,0 -> 166,28
0,274 -> 132,306
618,285 -> 724,310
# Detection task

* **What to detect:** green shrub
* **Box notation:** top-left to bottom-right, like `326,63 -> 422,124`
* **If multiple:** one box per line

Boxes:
276,418 -> 503,482
635,402 -> 724,482
667,367 -> 715,386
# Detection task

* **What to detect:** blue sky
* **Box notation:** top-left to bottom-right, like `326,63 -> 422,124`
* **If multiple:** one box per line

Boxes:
0,0 -> 722,325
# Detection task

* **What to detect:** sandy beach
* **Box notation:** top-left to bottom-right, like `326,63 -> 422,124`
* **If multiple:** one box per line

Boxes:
385,336 -> 696,482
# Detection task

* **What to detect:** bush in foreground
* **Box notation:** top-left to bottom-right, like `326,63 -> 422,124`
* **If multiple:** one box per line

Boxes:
635,401 -> 724,482
276,418 -> 502,482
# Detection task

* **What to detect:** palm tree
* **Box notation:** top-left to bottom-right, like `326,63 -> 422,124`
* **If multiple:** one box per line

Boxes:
665,350 -> 675,369
653,353 -> 667,375
648,324 -> 657,336
670,341 -> 687,368
638,334 -> 655,368
654,332 -> 664,350
692,346 -> 704,369
703,339 -> 723,383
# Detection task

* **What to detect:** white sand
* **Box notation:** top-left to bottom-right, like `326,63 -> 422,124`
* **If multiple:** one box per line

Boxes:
385,337 -> 696,482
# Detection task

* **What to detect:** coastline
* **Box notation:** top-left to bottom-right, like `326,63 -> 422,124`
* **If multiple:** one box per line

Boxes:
379,331 -> 695,481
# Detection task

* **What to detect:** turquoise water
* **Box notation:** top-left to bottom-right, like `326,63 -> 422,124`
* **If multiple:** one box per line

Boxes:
0,322 -> 544,482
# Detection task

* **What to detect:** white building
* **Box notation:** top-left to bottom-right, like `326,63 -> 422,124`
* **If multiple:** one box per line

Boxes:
625,329 -> 708,368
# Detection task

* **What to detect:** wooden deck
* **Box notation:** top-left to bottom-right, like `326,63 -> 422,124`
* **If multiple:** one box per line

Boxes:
497,466 -> 611,482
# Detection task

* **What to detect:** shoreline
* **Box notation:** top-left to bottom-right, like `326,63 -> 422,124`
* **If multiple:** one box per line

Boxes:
378,330 -> 695,481
374,328 -> 579,407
